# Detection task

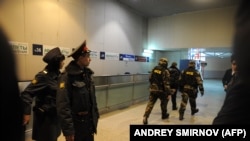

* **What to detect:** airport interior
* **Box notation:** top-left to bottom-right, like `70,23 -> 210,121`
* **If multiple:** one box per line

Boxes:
0,0 -> 242,141
24,79 -> 225,141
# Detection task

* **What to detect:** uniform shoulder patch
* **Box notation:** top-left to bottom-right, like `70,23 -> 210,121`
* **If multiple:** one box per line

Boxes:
31,79 -> 37,84
42,70 -> 48,74
59,82 -> 65,89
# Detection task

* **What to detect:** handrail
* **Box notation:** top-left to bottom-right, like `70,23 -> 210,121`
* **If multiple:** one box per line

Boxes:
95,85 -> 109,88
134,80 -> 148,84
109,82 -> 134,87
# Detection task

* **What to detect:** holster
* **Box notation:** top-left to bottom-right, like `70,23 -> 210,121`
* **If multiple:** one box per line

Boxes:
33,105 -> 56,116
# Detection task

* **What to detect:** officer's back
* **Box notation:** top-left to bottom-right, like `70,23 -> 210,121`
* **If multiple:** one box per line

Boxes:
179,60 -> 203,91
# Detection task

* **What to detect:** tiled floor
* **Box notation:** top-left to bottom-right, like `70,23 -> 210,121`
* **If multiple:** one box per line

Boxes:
25,79 -> 225,141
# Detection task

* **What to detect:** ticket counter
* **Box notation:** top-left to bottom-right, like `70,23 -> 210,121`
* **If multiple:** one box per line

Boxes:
94,73 -> 149,114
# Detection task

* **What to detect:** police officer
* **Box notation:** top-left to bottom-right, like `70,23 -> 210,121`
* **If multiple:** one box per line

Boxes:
142,58 -> 172,125
178,60 -> 204,120
1,27 -> 25,141
168,62 -> 181,110
213,0 -> 250,124
56,40 -> 99,141
21,47 -> 65,141
222,56 -> 237,92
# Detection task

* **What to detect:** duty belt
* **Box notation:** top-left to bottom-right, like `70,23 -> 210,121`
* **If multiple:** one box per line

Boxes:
77,111 -> 88,116
184,85 -> 194,90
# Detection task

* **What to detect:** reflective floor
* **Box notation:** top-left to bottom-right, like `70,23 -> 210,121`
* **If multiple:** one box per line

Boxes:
25,79 -> 225,141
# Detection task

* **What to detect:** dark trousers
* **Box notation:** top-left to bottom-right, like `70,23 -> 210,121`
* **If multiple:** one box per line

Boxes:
73,114 -> 95,141
171,88 -> 178,109
32,112 -> 61,141
75,134 -> 94,141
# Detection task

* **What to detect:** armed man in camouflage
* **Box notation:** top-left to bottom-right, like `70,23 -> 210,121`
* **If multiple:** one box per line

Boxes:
178,60 -> 204,120
142,58 -> 172,125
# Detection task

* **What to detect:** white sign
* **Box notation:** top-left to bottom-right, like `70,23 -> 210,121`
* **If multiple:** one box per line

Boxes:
59,47 -> 71,56
10,41 -> 29,54
90,50 -> 99,59
105,52 -> 119,60
43,45 -> 71,56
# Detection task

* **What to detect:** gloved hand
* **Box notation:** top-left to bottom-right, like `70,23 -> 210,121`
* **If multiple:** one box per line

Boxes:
170,89 -> 176,95
200,91 -> 204,96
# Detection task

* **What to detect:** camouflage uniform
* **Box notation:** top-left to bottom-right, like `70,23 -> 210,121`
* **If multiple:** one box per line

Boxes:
143,58 -> 172,124
178,60 -> 204,120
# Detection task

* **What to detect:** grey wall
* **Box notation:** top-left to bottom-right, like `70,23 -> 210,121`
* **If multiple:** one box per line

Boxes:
148,6 -> 237,50
0,0 -> 235,80
147,6 -> 237,79
0,0 -> 152,80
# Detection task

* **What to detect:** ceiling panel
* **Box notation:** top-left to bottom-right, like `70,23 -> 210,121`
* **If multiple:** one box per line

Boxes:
117,0 -> 239,18
117,0 -> 237,58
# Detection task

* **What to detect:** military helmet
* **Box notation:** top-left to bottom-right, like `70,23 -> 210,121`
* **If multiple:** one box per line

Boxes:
158,58 -> 168,68
188,60 -> 196,67
171,62 -> 177,67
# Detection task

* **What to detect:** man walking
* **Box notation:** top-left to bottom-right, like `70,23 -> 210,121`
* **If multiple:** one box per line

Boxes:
142,58 -> 172,124
178,60 -> 204,120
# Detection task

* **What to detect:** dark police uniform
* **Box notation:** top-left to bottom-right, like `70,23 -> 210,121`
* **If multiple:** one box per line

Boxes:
222,68 -> 234,91
168,62 -> 181,110
142,58 -> 172,125
21,47 -> 64,141
56,41 -> 99,141
213,0 -> 250,124
178,60 -> 204,120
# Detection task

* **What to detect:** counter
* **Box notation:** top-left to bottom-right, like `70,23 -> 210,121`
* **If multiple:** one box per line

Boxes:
19,73 -> 150,131
93,74 -> 149,114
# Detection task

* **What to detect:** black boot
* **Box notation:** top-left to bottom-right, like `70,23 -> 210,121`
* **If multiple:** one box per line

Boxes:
162,113 -> 169,119
179,114 -> 184,120
179,111 -> 184,120
172,106 -> 178,110
143,116 -> 148,125
191,108 -> 199,115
